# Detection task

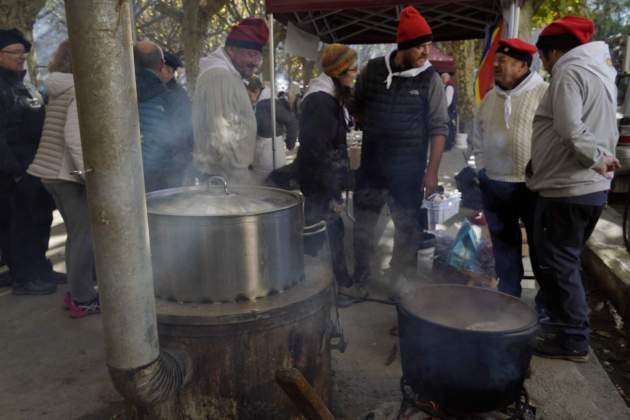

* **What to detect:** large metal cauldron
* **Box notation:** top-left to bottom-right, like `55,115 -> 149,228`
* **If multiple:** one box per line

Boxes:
397,285 -> 539,414
146,176 -> 306,303
151,256 -> 333,419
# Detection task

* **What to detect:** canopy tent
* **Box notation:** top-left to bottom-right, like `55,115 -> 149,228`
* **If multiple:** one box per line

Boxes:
265,0 -> 504,44
262,0 -> 519,169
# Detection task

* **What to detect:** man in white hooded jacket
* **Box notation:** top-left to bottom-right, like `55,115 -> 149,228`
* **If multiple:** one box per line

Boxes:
193,18 -> 268,183
527,16 -> 620,362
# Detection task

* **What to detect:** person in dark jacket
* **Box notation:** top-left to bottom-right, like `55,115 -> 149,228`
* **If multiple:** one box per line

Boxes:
0,29 -> 59,295
134,41 -> 187,192
296,43 -> 358,299
352,6 -> 449,295
159,51 -> 194,185
248,78 -> 299,175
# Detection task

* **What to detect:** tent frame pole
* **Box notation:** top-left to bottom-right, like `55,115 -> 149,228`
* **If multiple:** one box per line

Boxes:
268,14 -> 277,170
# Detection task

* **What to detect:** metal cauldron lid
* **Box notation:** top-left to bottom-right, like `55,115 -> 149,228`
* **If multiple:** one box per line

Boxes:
147,176 -> 302,217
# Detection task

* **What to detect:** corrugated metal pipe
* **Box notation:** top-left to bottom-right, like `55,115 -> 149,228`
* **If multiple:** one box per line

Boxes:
64,0 -> 192,405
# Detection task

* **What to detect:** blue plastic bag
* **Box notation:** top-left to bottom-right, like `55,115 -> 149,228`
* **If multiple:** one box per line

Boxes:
446,219 -> 482,273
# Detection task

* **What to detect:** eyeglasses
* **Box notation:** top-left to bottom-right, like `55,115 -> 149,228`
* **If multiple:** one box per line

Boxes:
0,49 -> 27,57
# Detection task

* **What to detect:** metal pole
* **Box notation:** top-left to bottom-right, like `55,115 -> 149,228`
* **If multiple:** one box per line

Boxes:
65,0 -> 159,370
269,13 -> 277,170
508,1 -> 518,38
513,1 -> 521,39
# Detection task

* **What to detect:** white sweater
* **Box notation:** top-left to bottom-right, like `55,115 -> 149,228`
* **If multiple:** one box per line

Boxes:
472,74 -> 548,183
193,48 -> 257,176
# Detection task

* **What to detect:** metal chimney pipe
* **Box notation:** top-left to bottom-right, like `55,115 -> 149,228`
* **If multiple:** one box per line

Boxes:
64,0 -> 190,405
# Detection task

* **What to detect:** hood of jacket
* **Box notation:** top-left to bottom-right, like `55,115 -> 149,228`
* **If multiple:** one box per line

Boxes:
135,67 -> 167,103
43,72 -> 74,98
553,41 -> 617,102
198,47 -> 241,79
384,50 -> 432,89
304,72 -> 335,100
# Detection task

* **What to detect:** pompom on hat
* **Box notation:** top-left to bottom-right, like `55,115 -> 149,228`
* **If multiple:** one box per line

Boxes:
536,16 -> 594,50
225,18 -> 269,52
0,29 -> 31,53
497,38 -> 537,66
320,44 -> 357,78
397,6 -> 432,50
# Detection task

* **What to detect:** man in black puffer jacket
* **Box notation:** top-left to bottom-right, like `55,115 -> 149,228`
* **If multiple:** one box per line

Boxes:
352,6 -> 449,292
0,29 -> 58,295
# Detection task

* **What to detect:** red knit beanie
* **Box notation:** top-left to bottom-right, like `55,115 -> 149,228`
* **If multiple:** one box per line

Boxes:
536,16 -> 594,51
539,16 -> 594,44
225,18 -> 269,52
397,6 -> 432,50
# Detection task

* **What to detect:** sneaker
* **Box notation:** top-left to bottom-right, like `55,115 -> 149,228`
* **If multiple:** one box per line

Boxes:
0,270 -> 12,288
48,271 -> 68,284
63,292 -> 72,310
343,285 -> 369,300
532,335 -> 589,363
68,297 -> 100,318
335,292 -> 356,308
12,279 -> 57,296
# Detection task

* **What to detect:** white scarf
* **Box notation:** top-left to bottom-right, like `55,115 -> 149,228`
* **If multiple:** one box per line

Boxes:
494,71 -> 545,128
384,50 -> 432,90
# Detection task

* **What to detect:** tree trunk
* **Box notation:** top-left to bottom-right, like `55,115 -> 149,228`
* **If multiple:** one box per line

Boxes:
518,0 -> 544,41
181,0 -> 227,95
0,0 -> 48,83
444,40 -> 480,135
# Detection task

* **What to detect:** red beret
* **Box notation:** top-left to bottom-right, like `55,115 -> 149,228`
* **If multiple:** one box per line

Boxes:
397,6 -> 432,50
539,16 -> 594,44
497,38 -> 537,56
225,18 -> 269,52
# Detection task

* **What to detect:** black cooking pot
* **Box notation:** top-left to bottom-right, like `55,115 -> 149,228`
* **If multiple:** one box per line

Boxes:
397,284 -> 539,414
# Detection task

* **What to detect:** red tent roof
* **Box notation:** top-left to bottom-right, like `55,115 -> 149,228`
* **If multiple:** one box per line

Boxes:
266,0 -> 502,44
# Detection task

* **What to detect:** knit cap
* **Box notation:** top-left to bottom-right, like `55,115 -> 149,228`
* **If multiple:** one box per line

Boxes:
225,18 -> 269,52
397,6 -> 432,50
320,44 -> 357,78
0,29 -> 31,52
536,16 -> 594,50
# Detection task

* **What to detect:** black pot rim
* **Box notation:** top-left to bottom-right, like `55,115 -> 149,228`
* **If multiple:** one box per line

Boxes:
398,284 -> 540,336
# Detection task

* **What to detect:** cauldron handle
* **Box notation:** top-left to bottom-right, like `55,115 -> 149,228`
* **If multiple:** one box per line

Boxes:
303,220 -> 327,237
207,175 -> 229,194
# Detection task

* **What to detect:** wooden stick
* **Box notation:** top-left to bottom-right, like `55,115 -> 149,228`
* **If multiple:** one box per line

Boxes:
275,368 -> 335,420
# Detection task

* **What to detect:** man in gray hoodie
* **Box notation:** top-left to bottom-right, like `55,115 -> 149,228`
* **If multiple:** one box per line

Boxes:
527,16 -> 620,362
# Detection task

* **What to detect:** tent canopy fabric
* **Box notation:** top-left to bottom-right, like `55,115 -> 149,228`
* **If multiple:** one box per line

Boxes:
266,0 -> 503,44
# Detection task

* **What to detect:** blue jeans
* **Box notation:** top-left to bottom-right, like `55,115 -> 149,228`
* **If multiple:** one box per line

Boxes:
479,172 -> 540,297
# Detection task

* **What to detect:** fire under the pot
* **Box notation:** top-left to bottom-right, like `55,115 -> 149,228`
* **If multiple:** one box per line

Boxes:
396,380 -> 537,420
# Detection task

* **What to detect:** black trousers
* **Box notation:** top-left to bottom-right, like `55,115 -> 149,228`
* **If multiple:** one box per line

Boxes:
302,192 -> 350,286
0,173 -> 55,284
533,196 -> 603,351
353,186 -> 422,283
479,173 -> 542,297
